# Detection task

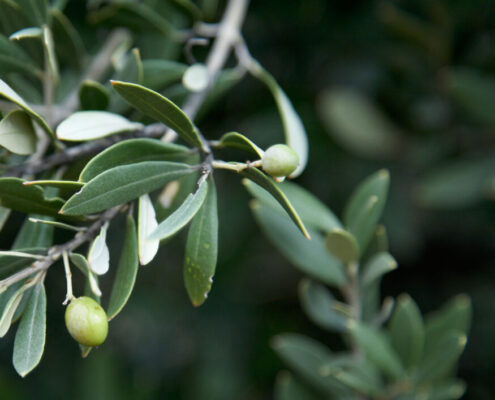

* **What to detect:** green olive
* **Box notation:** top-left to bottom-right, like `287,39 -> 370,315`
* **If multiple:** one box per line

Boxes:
261,144 -> 299,177
65,296 -> 108,347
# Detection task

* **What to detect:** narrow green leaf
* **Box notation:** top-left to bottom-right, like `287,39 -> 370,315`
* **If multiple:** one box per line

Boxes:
415,331 -> 467,383
24,180 -> 83,191
318,88 -> 401,159
349,322 -> 404,379
12,283 -> 46,377
274,371 -> 320,400
299,279 -> 348,332
69,253 -> 101,298
79,80 -> 110,110
149,180 -> 208,240
217,131 -> 264,158
324,366 -> 381,396
425,380 -> 466,400
87,223 -> 109,275
243,179 -> 341,232
13,214 -> 54,250
111,80 -> 202,148
79,138 -> 190,182
184,177 -> 218,306
0,178 -> 65,217
61,161 -> 195,215
142,59 -> 187,90
424,295 -> 472,355
15,0 -> 48,26
107,215 -> 138,320
0,34 -> 37,76
361,252 -> 397,288
325,228 -> 359,263
0,110 -> 37,155
271,333 -> 349,397
343,169 -> 389,254
28,218 -> 83,232
389,294 -> 425,369
240,167 -> 310,239
249,62 -> 308,177
0,286 -> 24,337
137,194 -> 159,266
50,8 -> 85,69
251,201 -> 346,287
41,26 -> 58,83
0,207 -> 10,233
0,79 -> 54,140
56,111 -> 142,141
0,248 -> 45,279
9,27 -> 42,41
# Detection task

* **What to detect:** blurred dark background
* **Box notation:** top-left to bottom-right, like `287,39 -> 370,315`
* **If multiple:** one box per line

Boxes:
1,0 -> 494,398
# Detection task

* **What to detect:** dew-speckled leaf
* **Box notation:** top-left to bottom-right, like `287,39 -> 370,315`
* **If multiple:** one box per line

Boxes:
389,294 -> 424,369
218,131 -> 264,158
184,177 -> 217,306
250,62 -> 308,177
87,223 -> 110,275
61,161 -> 195,215
149,180 -> 208,241
12,283 -> 46,377
251,201 -> 345,287
107,215 -> 138,320
349,322 -> 404,379
111,80 -> 202,148
0,79 -> 54,139
243,179 -> 341,232
325,228 -> 359,264
343,169 -> 389,254
0,110 -> 36,155
56,111 -> 142,141
299,279 -> 348,333
0,178 -> 65,217
79,80 -> 110,110
79,138 -> 190,182
9,27 -> 42,41
241,167 -> 310,239
137,194 -> 159,266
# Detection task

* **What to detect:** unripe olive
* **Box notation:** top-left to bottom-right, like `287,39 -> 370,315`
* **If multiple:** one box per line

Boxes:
261,144 -> 299,177
65,296 -> 108,347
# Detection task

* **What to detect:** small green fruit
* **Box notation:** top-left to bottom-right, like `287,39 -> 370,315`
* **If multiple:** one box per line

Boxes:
65,296 -> 108,347
261,144 -> 299,177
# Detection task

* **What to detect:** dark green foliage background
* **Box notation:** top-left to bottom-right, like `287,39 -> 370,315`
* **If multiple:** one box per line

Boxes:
0,0 -> 494,398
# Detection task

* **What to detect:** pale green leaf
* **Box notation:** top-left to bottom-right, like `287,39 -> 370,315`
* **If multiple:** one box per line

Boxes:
243,179 -> 341,232
0,207 -> 10,233
325,228 -> 359,264
0,248 -> 44,280
137,194 -> 159,266
111,80 -> 202,148
24,180 -> 83,191
251,201 -> 346,287
0,286 -> 24,337
107,215 -> 138,320
343,169 -> 389,254
389,294 -> 425,369
240,167 -> 310,239
61,161 -> 196,215
9,27 -> 42,41
79,138 -> 190,182
250,62 -> 308,177
12,283 -> 46,377
349,322 -> 404,379
69,253 -> 101,298
299,279 -> 348,333
149,180 -> 208,240
0,79 -> 54,139
184,177 -> 218,306
41,26 -> 58,83
0,110 -> 37,155
56,111 -> 142,141
217,131 -> 264,158
361,252 -> 397,288
87,223 -> 110,275
318,88 -> 401,159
